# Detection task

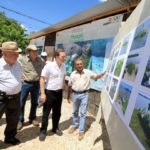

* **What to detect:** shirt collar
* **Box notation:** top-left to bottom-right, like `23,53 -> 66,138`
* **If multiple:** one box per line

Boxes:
53,60 -> 63,68
75,69 -> 85,74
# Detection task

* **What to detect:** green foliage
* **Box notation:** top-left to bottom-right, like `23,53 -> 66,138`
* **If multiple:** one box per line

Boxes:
126,63 -> 136,75
114,59 -> 124,77
0,12 -> 29,51
130,109 -> 150,150
134,29 -> 148,40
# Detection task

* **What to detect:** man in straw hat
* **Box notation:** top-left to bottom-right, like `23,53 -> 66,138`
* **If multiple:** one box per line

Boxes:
0,41 -> 22,145
17,44 -> 45,130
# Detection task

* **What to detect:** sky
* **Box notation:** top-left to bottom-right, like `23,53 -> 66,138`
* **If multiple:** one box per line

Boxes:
0,0 -> 106,33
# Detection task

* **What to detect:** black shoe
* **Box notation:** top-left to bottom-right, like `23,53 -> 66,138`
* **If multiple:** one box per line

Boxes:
52,129 -> 63,136
4,137 -> 20,145
39,130 -> 46,141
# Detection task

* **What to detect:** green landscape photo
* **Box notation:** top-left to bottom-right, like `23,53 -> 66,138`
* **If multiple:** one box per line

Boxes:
123,54 -> 140,82
130,93 -> 150,150
114,59 -> 124,77
115,82 -> 132,114
131,18 -> 150,50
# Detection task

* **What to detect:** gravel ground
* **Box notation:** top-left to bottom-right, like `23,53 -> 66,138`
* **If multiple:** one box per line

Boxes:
0,99 -> 105,150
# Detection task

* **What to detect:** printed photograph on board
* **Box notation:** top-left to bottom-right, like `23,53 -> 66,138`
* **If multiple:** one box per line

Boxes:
141,56 -> 150,88
113,42 -> 121,58
119,34 -> 131,55
130,93 -> 150,150
115,82 -> 132,114
109,78 -> 118,100
110,58 -> 117,73
131,18 -> 150,50
114,58 -> 124,77
123,54 -> 140,82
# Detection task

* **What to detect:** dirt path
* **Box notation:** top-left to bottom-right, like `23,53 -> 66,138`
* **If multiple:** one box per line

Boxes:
0,99 -> 105,150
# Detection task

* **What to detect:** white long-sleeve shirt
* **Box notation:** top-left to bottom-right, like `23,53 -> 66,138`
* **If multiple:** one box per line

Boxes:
0,57 -> 22,95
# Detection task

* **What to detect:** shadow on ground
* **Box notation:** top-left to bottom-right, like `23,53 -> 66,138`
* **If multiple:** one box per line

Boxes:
0,126 -> 39,149
0,140 -> 10,149
93,119 -> 112,150
47,116 -> 72,135
85,116 -> 95,132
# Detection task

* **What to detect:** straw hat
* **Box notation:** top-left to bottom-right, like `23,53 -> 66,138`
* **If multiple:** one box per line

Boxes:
26,44 -> 38,51
0,41 -> 20,52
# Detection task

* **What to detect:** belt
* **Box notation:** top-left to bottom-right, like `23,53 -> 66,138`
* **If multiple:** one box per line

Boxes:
47,89 -> 62,93
0,91 -> 19,100
72,90 -> 89,94
24,80 -> 39,84
6,93 -> 19,99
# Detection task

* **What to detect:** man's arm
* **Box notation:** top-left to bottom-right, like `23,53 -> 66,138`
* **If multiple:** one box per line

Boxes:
95,71 -> 106,80
40,76 -> 46,103
67,85 -> 72,103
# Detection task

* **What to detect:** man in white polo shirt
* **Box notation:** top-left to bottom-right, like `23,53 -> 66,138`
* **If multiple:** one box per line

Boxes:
39,48 -> 66,141
0,41 -> 22,145
67,59 -> 106,141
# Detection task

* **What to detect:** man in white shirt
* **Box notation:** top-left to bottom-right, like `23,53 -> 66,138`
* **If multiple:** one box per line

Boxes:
0,41 -> 22,145
67,59 -> 105,141
39,48 -> 66,141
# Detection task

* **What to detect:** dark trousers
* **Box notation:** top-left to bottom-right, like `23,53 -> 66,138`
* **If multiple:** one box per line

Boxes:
0,93 -> 20,139
41,89 -> 63,131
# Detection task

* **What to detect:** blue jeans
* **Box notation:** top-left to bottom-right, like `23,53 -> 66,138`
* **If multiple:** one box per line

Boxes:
72,92 -> 89,133
19,81 -> 39,122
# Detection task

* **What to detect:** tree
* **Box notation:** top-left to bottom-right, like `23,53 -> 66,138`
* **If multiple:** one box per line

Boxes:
0,12 -> 29,51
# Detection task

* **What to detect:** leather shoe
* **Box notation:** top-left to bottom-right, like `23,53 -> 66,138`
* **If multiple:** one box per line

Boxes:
29,120 -> 39,126
68,127 -> 77,134
4,137 -> 20,145
78,132 -> 84,141
17,122 -> 23,130
52,129 -> 63,136
39,130 -> 46,141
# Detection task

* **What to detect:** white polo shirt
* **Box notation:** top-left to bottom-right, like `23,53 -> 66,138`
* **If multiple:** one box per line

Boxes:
41,61 -> 66,90
0,57 -> 22,95
68,69 -> 97,92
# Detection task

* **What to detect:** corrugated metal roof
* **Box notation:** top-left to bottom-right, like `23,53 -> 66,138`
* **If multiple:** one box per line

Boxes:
29,0 -> 136,39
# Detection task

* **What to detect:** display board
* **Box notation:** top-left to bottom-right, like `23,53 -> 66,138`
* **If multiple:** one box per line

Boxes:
56,15 -> 123,91
105,16 -> 150,150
